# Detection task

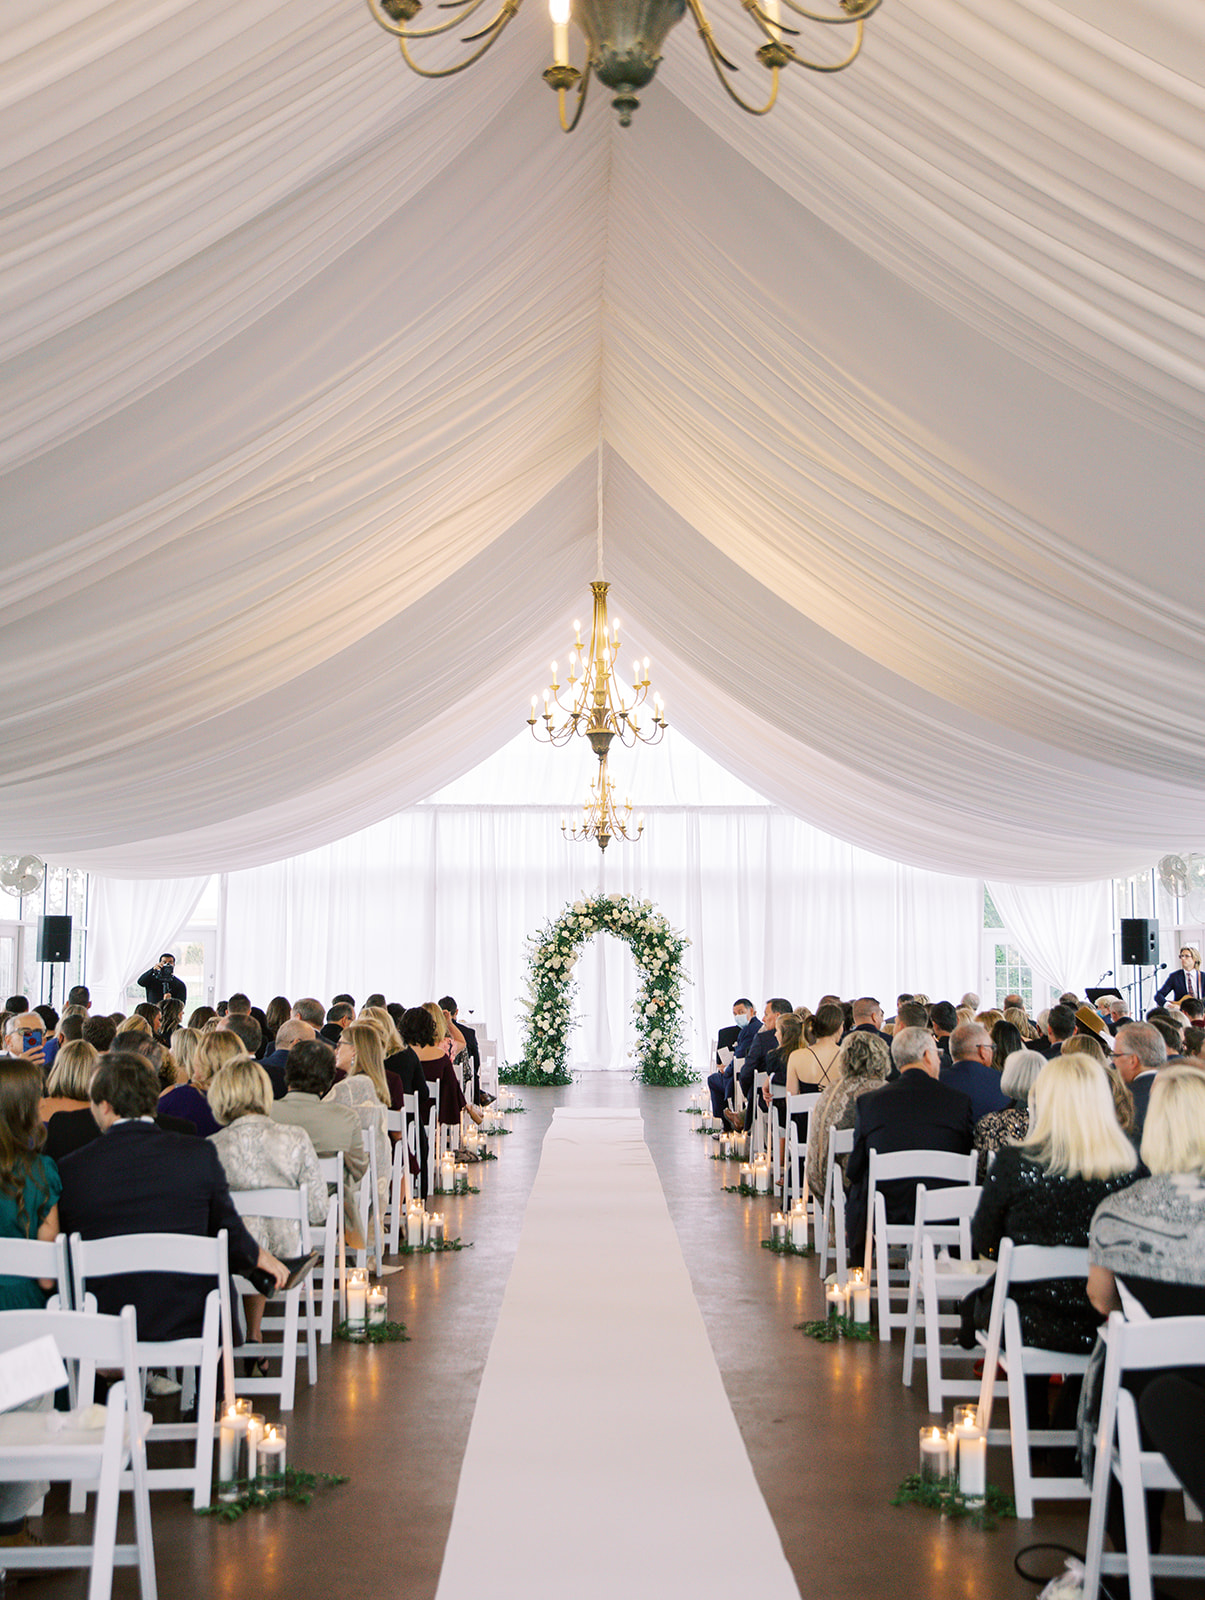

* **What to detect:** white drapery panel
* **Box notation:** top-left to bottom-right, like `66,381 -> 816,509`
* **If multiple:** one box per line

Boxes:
984,878 -> 1113,998
86,876 -> 209,1014
218,794 -> 982,1070
3,2 -> 1205,883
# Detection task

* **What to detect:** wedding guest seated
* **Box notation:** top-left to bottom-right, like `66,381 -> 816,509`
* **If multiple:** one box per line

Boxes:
38,1040 -> 98,1124
208,1057 -> 327,1364
805,1030 -> 891,1204
57,1054 -> 289,1340
708,1000 -> 761,1120
929,1001 -> 958,1069
959,1053 -> 1139,1438
291,997 -> 327,1035
264,996 -> 291,1044
270,1039 -> 367,1248
260,1019 -> 316,1099
1084,1065 -> 1205,1563
318,1001 -> 352,1045
81,1017 -> 116,1055
218,1012 -> 262,1062
1,1013 -> 47,1070
422,1003 -> 484,1126
845,1026 -> 975,1259
893,1001 -> 930,1036
941,1022 -> 1011,1122
787,1004 -> 843,1093
1039,1003 -> 1076,1059
158,1028 -> 245,1137
1184,1026 -> 1205,1063
166,1026 -> 201,1090
1111,1020 -> 1167,1142
849,997 -> 891,1044
400,1006 -> 473,1129
187,1005 -> 217,1031
0,1060 -> 62,1310
971,1047 -> 1044,1179
732,998 -> 792,1131
332,1023 -> 393,1217
157,997 -> 185,1045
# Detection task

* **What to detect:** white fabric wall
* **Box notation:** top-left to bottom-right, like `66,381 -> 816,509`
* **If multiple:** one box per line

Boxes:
218,794 -> 983,1070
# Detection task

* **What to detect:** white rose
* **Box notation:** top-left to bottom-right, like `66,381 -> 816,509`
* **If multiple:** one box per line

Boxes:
542,1059 -> 554,1072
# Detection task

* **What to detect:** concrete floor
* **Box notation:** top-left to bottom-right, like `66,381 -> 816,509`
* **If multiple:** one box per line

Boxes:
24,1076 -> 1199,1598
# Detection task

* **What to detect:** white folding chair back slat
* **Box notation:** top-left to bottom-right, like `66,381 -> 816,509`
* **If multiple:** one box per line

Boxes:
864,1149 -> 977,1341
69,1230 -> 234,1512
782,1092 -> 821,1217
1083,1311 -> 1205,1600
817,1126 -> 854,1284
973,1237 -> 1093,1517
228,1189 -> 316,1410
313,1155 -> 345,1343
0,1305 -> 156,1600
899,1184 -> 995,1412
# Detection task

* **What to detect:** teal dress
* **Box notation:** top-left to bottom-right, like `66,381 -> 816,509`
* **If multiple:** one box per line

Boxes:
0,1155 -> 62,1309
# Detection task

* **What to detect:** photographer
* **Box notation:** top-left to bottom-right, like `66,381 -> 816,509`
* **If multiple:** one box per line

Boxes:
137,952 -> 187,1006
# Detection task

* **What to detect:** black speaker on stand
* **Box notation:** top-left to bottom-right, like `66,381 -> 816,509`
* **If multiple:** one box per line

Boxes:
1120,917 -> 1158,967
36,915 -> 72,1006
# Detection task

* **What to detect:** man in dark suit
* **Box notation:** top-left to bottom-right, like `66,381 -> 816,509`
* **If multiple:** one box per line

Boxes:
940,1021 -> 1011,1122
259,1019 -> 316,1099
845,1026 -> 975,1259
136,953 -> 186,1006
849,996 -> 893,1043
1112,1021 -> 1167,1144
57,1054 -> 287,1341
708,999 -> 759,1119
733,998 -> 793,1130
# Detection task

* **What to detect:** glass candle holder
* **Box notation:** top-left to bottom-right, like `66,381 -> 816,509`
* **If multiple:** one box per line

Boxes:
257,1424 -> 287,1483
918,1426 -> 949,1483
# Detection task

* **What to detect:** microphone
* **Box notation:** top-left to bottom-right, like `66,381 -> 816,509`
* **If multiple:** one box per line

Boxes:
1097,970 -> 1113,981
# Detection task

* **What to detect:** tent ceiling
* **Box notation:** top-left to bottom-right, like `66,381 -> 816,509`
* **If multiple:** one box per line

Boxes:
2,0 -> 1202,881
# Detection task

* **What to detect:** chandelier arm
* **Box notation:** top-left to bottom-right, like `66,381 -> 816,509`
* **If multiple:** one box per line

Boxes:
778,0 -> 879,22
776,19 -> 864,69
367,0 -> 495,40
687,0 -> 780,115
397,16 -> 513,75
557,63 -> 592,133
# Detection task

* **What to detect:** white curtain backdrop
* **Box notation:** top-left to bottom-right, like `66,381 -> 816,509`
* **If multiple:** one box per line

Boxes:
985,878 -> 1114,998
213,733 -> 982,1069
87,876 -> 210,1014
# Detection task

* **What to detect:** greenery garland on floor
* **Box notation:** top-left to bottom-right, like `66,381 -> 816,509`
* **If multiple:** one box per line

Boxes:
335,1318 -> 410,1343
891,1474 -> 1016,1530
396,1237 -> 472,1254
500,893 -> 696,1087
200,1468 -> 349,1523
795,1315 -> 875,1342
761,1237 -> 815,1258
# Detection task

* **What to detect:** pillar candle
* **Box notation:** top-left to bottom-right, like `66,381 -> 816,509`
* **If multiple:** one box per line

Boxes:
407,1204 -> 424,1249
825,1282 -> 848,1323
347,1268 -> 369,1331
918,1426 -> 949,1483
771,1212 -> 787,1244
755,1161 -> 771,1194
790,1207 -> 808,1251
218,1401 -> 250,1498
454,1164 -> 469,1194
245,1413 -> 265,1481
367,1285 -> 387,1327
429,1214 -> 445,1247
738,1162 -> 752,1187
848,1268 -> 871,1324
957,1425 -> 987,1502
257,1425 -> 287,1482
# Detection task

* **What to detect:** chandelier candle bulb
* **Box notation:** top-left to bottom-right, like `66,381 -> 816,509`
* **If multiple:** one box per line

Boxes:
367,1285 -> 388,1327
919,1427 -> 949,1483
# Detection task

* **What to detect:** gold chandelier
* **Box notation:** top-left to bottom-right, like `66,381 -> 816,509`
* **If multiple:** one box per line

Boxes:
562,752 -> 644,850
528,579 -> 666,760
366,0 -> 878,129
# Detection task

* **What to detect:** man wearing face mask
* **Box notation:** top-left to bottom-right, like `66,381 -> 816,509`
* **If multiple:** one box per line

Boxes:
707,998 -> 759,1120
137,953 -> 187,1006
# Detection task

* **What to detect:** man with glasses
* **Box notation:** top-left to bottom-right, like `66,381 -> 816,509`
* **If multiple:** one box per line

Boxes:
1112,1021 -> 1167,1143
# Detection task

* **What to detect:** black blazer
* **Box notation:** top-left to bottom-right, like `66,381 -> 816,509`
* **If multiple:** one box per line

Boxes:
136,967 -> 187,1005
57,1121 -> 259,1342
1154,969 -> 1202,1005
43,1106 -> 197,1163
845,1070 -> 975,1256
715,1024 -> 741,1063
456,1021 -> 480,1080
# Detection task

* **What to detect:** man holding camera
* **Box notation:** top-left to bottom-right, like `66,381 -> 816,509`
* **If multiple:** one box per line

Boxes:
137,953 -> 187,1006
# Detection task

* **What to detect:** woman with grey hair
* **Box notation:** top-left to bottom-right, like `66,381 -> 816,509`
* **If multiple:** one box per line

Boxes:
972,1046 -> 1044,1180
804,1029 -> 891,1201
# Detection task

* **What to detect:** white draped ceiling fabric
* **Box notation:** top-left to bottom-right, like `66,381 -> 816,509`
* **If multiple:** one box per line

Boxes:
3,1 -> 1204,885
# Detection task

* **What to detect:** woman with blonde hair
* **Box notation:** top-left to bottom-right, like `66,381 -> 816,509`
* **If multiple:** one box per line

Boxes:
359,1006 -> 404,1060
1004,1005 -> 1034,1041
118,1014 -> 152,1037
332,1022 -> 392,1219
168,1026 -> 201,1089
964,1053 -> 1139,1356
39,1040 -> 98,1124
208,1057 -> 327,1361
158,1027 -> 243,1137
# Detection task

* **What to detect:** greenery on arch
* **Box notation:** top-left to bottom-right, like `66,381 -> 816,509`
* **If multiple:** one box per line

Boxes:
501,893 -> 697,1087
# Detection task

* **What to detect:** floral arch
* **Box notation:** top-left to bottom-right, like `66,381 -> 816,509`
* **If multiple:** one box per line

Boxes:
501,894 -> 696,1087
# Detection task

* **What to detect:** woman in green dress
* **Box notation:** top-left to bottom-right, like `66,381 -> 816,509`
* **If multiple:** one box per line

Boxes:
0,1057 -> 62,1309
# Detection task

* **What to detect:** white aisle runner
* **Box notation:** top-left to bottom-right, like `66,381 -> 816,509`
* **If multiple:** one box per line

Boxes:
435,1108 -> 801,1600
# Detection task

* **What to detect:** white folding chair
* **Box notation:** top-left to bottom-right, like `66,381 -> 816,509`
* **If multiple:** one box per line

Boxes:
748,1071 -> 770,1160
385,1105 -> 408,1254
0,1234 -> 72,1310
228,1189 -> 316,1410
478,1036 -> 498,1100
974,1237 -> 1093,1517
782,1091 -> 822,1216
865,1149 -> 977,1341
1083,1310 -> 1205,1600
817,1126 -> 854,1284
769,1085 -> 787,1199
900,1183 -> 996,1413
0,1305 -> 156,1600
69,1230 -> 234,1511
312,1155 -> 345,1343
